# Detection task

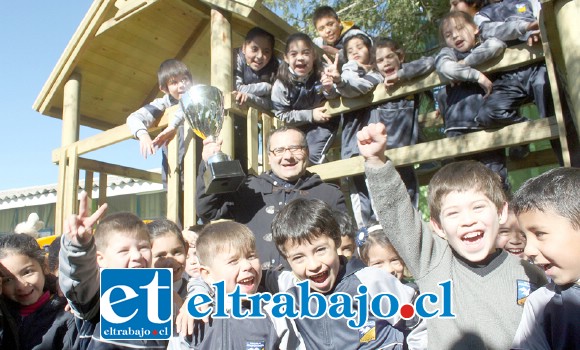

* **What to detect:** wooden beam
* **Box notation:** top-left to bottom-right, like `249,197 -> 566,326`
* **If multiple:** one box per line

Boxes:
77,158 -> 162,183
98,173 -> 108,208
309,117 -> 559,180
182,128 -> 197,228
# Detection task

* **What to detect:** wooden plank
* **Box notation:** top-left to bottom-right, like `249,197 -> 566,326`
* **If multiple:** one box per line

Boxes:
84,171 -> 94,196
55,148 -> 68,236
77,158 -> 162,183
261,113 -> 273,172
98,173 -> 108,208
323,44 -> 545,116
65,146 -> 80,220
309,117 -> 559,180
166,132 -> 181,224
247,108 -> 259,175
182,128 -> 197,227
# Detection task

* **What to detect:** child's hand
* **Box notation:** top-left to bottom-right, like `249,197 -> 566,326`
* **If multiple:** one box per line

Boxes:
384,71 -> 399,87
173,292 -> 184,310
176,297 -> 211,335
138,133 -> 155,159
152,126 -> 176,148
320,73 -> 334,92
313,107 -> 331,123
526,21 -> 540,46
477,73 -> 493,98
232,91 -> 249,106
201,137 -> 223,163
63,191 -> 108,247
357,123 -> 388,167
323,54 -> 341,83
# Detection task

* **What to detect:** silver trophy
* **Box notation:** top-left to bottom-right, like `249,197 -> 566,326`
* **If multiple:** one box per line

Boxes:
180,85 -> 246,194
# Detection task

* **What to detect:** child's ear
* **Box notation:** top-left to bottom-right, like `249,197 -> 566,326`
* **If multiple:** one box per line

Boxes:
199,265 -> 213,284
159,85 -> 169,95
430,217 -> 447,239
498,202 -> 509,225
96,251 -> 107,268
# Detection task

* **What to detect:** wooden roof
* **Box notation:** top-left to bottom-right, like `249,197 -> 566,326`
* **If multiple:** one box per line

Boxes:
33,0 -> 294,130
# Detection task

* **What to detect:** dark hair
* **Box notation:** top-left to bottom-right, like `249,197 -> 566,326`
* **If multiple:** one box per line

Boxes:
453,0 -> 488,11
511,167 -> 580,229
271,198 -> 341,257
428,161 -> 506,224
94,212 -> 150,251
157,59 -> 193,90
276,33 -> 321,88
343,32 -> 375,65
196,221 -> 256,267
357,224 -> 391,264
147,218 -> 187,250
439,11 -> 478,44
313,6 -> 339,26
332,210 -> 357,239
47,237 -> 62,273
373,37 -> 405,61
245,27 -> 275,51
186,224 -> 206,234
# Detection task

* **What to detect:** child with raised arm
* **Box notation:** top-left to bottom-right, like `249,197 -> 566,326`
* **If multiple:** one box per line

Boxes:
181,221 -> 301,350
357,122 -> 547,349
271,33 -> 339,165
126,59 -> 191,187
271,198 -> 427,350
511,167 -> 580,349
312,6 -> 363,65
58,192 -> 167,350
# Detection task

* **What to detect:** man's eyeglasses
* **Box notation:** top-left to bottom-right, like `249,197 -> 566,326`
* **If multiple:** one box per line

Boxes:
269,145 -> 306,156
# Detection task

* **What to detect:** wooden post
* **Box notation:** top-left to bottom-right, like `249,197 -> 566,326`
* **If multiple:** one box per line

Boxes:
210,8 -> 233,156
183,128 -> 196,228
247,108 -> 259,175
167,128 -> 180,224
98,173 -> 108,209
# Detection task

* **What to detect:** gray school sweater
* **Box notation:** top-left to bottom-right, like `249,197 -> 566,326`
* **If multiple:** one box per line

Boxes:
365,161 -> 547,350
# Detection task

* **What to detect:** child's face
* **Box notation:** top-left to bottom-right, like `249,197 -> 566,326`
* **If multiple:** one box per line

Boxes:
0,253 -> 45,306
367,244 -> 406,281
337,235 -> 355,259
151,234 -> 187,282
345,37 -> 370,65
442,18 -> 479,53
315,16 -> 342,46
449,0 -> 478,16
185,247 -> 201,278
201,247 -> 261,294
283,234 -> 341,294
431,189 -> 507,263
518,209 -> 580,285
97,233 -> 152,269
242,36 -> 273,72
284,40 -> 315,77
496,211 -> 527,259
375,46 -> 403,78
161,74 -> 192,100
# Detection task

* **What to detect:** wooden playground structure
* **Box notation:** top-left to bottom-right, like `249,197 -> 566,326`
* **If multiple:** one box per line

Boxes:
33,0 -> 580,234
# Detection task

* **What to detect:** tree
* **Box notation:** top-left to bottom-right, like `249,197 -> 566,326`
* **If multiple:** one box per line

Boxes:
262,0 -> 450,58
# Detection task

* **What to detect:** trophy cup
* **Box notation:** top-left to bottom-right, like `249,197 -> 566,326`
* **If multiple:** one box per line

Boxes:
180,85 -> 246,194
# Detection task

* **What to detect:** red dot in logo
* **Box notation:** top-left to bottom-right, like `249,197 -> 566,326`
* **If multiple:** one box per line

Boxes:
152,330 -> 158,335
400,304 -> 415,319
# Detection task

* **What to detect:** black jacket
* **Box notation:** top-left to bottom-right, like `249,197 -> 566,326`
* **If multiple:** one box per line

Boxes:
197,164 -> 347,269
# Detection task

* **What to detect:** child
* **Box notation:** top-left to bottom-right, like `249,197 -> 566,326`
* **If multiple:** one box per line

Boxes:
370,37 -> 435,208
271,32 -> 340,165
357,122 -> 548,349
332,210 -> 357,259
0,233 -> 78,349
435,11 -> 511,190
495,208 -> 527,259
126,59 -> 191,187
59,192 -> 167,349
271,198 -> 427,350
183,225 -> 204,279
312,5 -> 362,64
510,167 -> 580,349
181,221 -> 301,349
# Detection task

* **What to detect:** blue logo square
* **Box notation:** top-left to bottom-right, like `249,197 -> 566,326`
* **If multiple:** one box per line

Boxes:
100,268 -> 173,340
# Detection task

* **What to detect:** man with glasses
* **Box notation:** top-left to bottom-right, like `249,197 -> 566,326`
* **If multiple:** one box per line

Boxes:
196,126 -> 346,270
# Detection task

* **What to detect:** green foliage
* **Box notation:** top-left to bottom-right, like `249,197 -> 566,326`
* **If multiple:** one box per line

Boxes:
262,0 -> 450,58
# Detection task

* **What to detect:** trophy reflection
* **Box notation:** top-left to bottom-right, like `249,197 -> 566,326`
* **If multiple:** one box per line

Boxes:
180,85 -> 246,194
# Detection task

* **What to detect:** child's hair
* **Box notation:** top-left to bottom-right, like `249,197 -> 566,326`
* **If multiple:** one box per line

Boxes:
157,59 -> 192,90
195,221 -> 256,267
438,11 -> 478,44
267,126 -> 308,152
94,212 -> 150,251
357,224 -> 391,264
276,33 -> 321,87
312,5 -> 339,26
428,161 -> 506,224
373,37 -> 405,61
245,26 -> 275,51
453,0 -> 488,11
343,33 -> 375,65
147,218 -> 187,247
271,198 -> 341,256
332,210 -> 357,239
47,237 -> 62,274
511,167 -> 580,229
186,224 -> 206,234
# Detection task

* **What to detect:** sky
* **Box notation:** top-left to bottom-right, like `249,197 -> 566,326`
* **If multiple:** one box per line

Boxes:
0,2 -> 161,191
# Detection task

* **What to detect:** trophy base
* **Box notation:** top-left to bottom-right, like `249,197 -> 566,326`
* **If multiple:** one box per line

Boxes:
204,160 -> 246,194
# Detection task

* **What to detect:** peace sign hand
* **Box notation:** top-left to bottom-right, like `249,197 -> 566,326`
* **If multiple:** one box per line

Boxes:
63,191 -> 108,247
323,54 -> 341,84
